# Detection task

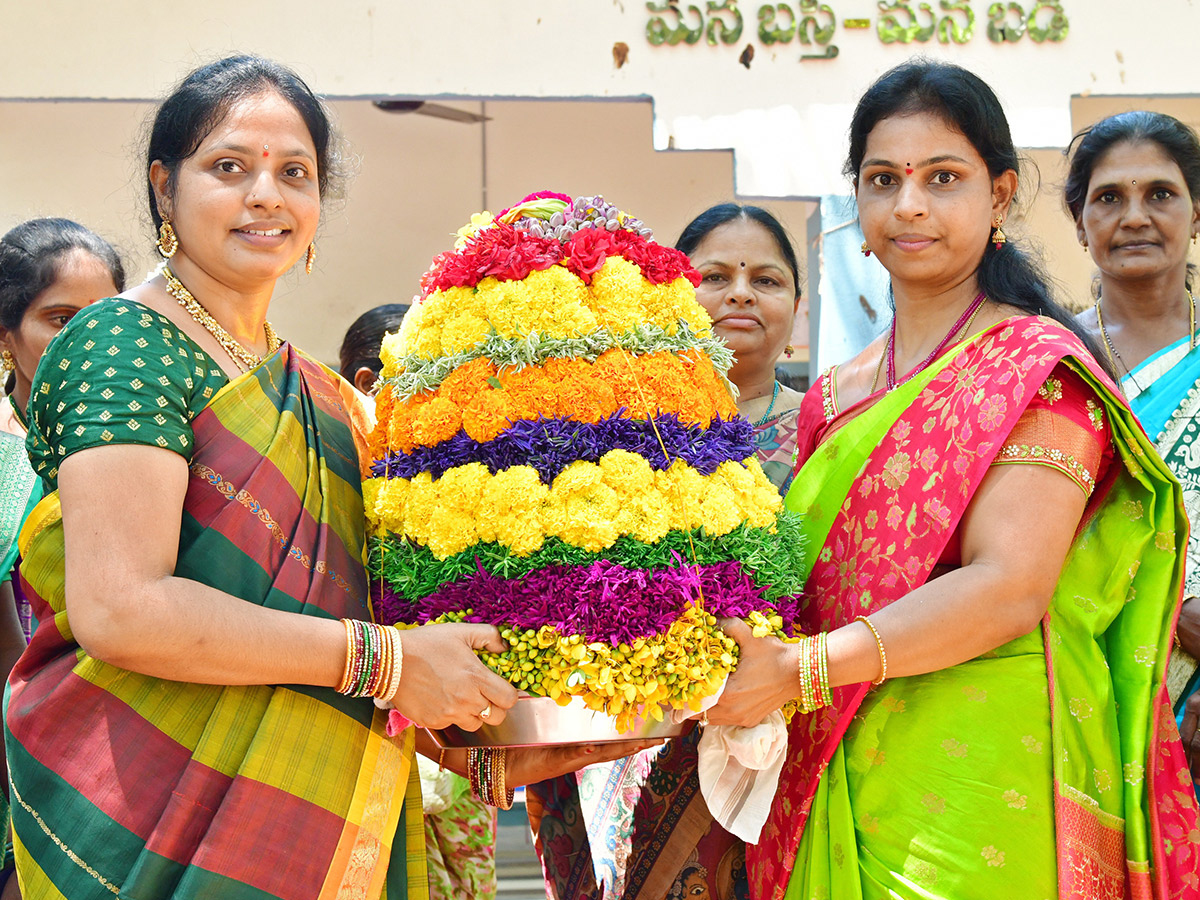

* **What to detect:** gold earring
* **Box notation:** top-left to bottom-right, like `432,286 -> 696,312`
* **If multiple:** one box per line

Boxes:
784,344 -> 794,359
991,216 -> 1007,250
1082,238 -> 1089,251
306,242 -> 317,275
1,349 -> 13,372
861,241 -> 871,257
157,219 -> 178,258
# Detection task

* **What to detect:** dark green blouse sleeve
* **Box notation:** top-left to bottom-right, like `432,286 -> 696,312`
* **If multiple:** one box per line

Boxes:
26,299 -> 228,488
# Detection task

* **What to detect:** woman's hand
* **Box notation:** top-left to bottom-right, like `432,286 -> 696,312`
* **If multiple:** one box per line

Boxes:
393,623 -> 519,731
1177,597 -> 1200,659
706,617 -> 797,727
505,739 -> 666,787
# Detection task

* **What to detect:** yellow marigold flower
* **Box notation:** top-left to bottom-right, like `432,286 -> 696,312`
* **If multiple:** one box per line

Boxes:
545,462 -> 620,551
454,210 -> 496,250
439,312 -> 491,356
616,487 -> 672,545
424,464 -> 490,557
644,278 -> 712,336
369,475 -> 411,535
698,482 -> 742,535
379,331 -> 406,378
401,473 -> 437,547
413,325 -> 443,360
361,477 -> 386,534
657,460 -> 709,531
473,270 -> 596,340
598,449 -> 655,495
389,301 -> 427,362
480,466 -> 549,555
589,257 -> 649,330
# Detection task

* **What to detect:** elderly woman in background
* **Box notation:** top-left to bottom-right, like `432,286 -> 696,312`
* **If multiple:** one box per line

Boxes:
1067,109 -> 1200,789
677,204 -> 805,493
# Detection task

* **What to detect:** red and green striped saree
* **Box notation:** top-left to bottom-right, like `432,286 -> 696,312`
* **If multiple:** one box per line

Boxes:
5,346 -> 426,899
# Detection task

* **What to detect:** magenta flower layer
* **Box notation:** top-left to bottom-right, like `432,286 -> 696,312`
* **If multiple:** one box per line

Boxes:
373,559 -> 802,645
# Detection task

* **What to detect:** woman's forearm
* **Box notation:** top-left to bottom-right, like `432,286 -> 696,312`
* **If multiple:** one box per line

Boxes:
68,572 -> 347,687
825,559 -> 1051,689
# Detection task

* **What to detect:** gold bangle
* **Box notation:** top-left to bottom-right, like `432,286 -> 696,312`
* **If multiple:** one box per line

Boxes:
855,615 -> 888,685
816,631 -> 832,706
379,627 -> 404,702
335,618 -> 356,694
494,748 -> 514,810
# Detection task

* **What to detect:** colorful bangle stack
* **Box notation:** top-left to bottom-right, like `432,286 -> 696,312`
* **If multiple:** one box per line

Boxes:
336,619 -> 405,702
795,632 -> 832,714
468,747 -> 514,809
855,615 -> 888,685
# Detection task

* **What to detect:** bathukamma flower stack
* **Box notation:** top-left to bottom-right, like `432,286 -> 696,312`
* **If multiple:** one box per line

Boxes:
364,191 -> 804,728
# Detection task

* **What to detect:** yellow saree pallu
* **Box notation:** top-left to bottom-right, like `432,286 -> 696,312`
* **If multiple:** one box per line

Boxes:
748,318 -> 1200,900
6,345 -> 426,900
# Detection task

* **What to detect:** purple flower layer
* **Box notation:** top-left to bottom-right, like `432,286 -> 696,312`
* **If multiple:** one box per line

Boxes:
373,559 -> 803,645
370,413 -> 755,483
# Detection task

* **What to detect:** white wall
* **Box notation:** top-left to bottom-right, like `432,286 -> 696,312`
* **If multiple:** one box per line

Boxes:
4,1 -> 1198,196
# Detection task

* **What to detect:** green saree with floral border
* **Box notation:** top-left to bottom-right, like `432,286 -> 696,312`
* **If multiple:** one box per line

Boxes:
747,317 -> 1200,900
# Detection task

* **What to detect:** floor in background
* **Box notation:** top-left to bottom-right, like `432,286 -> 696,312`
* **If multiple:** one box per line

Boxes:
496,793 -> 546,900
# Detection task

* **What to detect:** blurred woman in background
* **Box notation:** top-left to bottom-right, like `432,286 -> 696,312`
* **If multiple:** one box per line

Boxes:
678,204 -> 804,493
1067,109 -> 1200,790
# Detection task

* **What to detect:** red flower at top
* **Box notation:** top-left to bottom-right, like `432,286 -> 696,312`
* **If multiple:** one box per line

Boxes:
424,223 -> 564,294
563,228 -> 701,287
420,218 -> 702,296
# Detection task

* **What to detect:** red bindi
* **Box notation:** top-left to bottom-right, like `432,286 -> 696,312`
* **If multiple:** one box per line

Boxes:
905,165 -> 913,174
263,144 -> 270,158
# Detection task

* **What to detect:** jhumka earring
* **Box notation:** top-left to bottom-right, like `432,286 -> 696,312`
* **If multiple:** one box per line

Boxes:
157,218 -> 179,258
991,216 -> 1007,251
306,242 -> 317,275
861,241 -> 871,257
1,349 -> 13,374
1082,238 -> 1089,251
784,344 -> 795,359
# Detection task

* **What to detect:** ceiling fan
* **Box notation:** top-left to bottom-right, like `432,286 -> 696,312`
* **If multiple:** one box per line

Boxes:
372,100 -> 490,124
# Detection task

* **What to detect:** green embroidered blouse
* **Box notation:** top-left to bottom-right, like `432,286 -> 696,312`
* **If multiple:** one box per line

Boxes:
27,299 -> 229,490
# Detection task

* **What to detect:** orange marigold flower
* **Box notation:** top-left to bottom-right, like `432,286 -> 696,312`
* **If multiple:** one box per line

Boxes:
411,395 -> 463,446
440,357 -> 498,408
462,390 -> 519,442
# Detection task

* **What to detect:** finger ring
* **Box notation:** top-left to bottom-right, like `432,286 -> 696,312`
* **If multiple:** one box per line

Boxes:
480,705 -> 492,719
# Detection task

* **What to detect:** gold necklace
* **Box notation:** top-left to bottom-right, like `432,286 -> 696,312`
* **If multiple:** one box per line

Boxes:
162,265 -> 280,372
1095,291 -> 1195,389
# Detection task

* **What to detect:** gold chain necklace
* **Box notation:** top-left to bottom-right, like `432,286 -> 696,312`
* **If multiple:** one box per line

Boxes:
1095,291 -> 1195,391
162,265 -> 280,372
